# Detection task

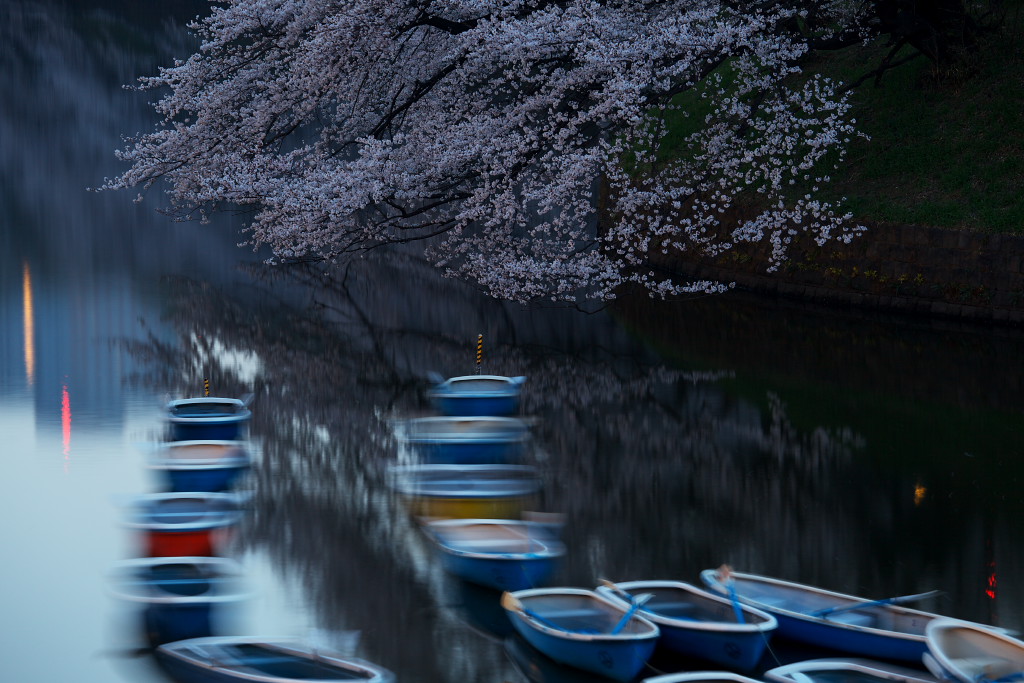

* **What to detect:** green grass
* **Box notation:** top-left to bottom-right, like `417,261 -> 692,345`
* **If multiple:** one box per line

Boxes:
650,10 -> 1024,234
793,18 -> 1024,233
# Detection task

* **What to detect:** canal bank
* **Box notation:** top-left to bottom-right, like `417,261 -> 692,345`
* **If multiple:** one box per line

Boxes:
665,222 -> 1024,326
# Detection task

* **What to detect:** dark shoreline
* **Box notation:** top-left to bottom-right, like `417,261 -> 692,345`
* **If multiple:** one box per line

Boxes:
663,222 -> 1024,326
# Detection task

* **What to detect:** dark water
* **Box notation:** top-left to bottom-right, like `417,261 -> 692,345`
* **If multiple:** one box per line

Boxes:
3,2 -> 1024,682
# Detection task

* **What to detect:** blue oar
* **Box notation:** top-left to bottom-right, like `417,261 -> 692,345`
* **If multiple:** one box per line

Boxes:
610,593 -> 653,634
724,578 -> 746,624
808,589 -> 942,618
714,566 -> 746,624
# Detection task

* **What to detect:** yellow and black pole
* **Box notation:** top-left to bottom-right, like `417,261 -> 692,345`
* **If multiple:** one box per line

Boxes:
204,378 -> 210,397
475,334 -> 483,375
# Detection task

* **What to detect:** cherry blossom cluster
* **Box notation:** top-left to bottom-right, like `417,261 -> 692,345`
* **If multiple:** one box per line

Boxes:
105,0 -> 871,303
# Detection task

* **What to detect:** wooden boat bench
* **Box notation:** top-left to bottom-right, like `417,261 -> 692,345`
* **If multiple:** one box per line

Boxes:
953,656 -> 1022,681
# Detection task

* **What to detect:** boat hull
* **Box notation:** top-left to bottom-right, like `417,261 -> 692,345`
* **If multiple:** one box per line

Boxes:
440,552 -> 558,591
123,493 -> 243,556
153,461 -> 251,492
390,464 -> 540,519
596,581 -> 776,672
502,588 -> 660,682
700,569 -> 936,663
155,637 -> 393,683
429,519 -> 564,591
109,557 -> 246,647
428,375 -> 524,417
167,398 -> 252,441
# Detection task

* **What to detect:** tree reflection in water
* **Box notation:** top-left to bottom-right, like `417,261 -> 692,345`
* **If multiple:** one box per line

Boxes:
122,253 -> 1024,680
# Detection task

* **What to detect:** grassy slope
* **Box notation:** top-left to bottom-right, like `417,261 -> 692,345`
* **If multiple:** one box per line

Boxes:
803,11 -> 1024,234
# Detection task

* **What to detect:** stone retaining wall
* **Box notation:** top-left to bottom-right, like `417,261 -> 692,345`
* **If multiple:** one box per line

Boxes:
665,223 -> 1024,325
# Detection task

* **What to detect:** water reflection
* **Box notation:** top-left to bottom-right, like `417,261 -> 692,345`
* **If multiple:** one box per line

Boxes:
5,1 -> 1024,682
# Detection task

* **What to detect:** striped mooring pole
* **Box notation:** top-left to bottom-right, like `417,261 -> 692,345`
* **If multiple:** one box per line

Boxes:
204,378 -> 210,397
475,334 -> 483,375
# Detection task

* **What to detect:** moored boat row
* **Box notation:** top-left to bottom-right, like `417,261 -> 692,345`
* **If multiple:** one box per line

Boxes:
107,390 -> 396,683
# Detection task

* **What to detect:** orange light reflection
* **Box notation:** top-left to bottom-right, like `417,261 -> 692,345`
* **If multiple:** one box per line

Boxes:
62,385 -> 72,467
23,263 -> 35,385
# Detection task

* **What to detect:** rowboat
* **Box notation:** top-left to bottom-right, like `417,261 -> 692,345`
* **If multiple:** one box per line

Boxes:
643,673 -> 763,683
700,567 -> 948,663
423,517 -> 564,591
399,416 -> 531,464
594,580 -> 777,672
121,491 -> 244,556
923,618 -> 1024,683
108,556 -> 246,646
389,464 -> 541,519
148,440 -> 252,492
156,636 -> 394,683
428,374 -> 526,416
501,587 -> 660,681
765,657 -> 941,683
167,397 -> 252,441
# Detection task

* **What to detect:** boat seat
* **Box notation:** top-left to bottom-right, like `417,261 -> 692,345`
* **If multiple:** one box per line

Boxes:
828,611 -> 876,627
954,656 -> 1020,681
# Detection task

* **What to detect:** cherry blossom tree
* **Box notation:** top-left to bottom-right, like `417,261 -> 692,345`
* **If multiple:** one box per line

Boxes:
106,0 -> 872,303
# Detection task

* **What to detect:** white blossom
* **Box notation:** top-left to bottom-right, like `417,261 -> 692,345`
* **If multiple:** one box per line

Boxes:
104,0 -> 868,303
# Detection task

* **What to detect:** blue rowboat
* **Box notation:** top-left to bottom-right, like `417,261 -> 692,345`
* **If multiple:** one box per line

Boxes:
428,375 -> 525,416
148,440 -> 252,492
923,619 -> 1024,683
643,673 -> 763,683
156,636 -> 394,683
389,464 -> 541,519
501,587 -> 660,682
700,568 -> 951,663
399,416 -> 531,464
108,556 -> 246,646
766,657 -> 941,683
167,397 -> 252,441
595,580 -> 777,672
121,491 -> 244,556
424,518 -> 564,591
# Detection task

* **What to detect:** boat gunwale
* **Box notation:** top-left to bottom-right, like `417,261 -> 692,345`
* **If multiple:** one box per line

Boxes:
642,672 -> 763,683
108,556 -> 248,604
427,519 -> 565,560
764,657 -> 941,683
157,636 -> 393,683
597,580 -> 778,635
504,587 -> 661,642
429,375 -> 525,397
700,569 -> 936,642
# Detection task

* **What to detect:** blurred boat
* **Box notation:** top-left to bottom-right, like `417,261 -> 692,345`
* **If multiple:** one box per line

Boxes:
148,440 -> 252,492
121,491 -> 245,556
643,673 -> 762,683
399,416 -> 530,464
501,587 -> 660,682
423,517 -> 564,591
108,556 -> 246,646
428,374 -> 525,416
389,464 -> 541,519
156,636 -> 394,683
765,657 -> 941,683
167,397 -> 252,441
923,619 -> 1024,683
700,567 -> 947,663
595,579 -> 776,672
